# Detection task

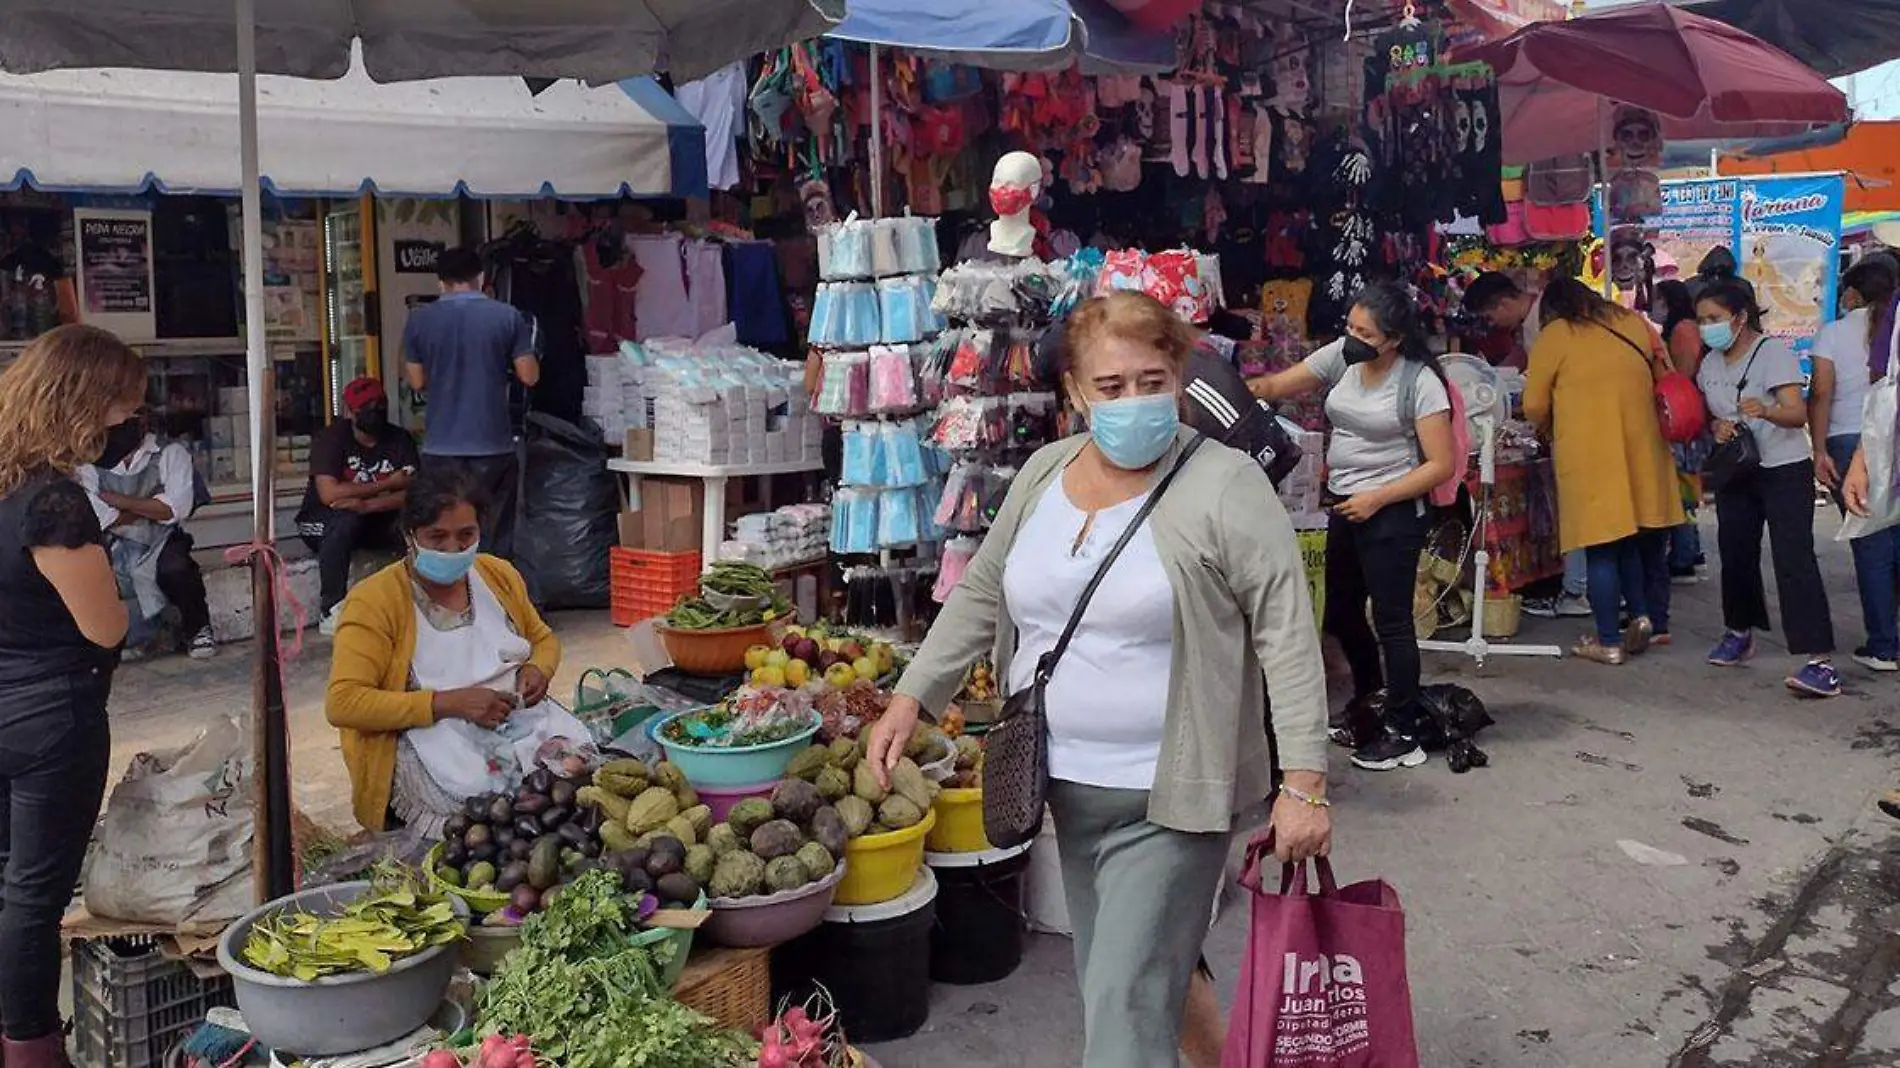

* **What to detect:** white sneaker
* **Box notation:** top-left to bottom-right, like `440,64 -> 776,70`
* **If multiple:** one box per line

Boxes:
319,606 -> 343,637
188,627 -> 217,660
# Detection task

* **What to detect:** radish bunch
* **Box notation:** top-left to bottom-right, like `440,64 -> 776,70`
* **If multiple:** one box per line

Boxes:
756,990 -> 853,1068
422,1034 -> 536,1068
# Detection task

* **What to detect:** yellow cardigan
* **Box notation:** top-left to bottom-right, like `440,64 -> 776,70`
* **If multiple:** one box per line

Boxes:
326,556 -> 561,832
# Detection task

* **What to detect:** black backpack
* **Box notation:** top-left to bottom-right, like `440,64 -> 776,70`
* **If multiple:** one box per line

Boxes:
1180,349 -> 1303,488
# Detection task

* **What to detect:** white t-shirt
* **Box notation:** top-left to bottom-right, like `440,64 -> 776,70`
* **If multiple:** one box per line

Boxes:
1304,339 -> 1452,496
1003,479 -> 1175,790
1813,308 -> 1872,437
1696,336 -> 1812,470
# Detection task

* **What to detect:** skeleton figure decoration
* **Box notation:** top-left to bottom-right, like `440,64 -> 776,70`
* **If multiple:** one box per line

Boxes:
988,151 -> 1043,258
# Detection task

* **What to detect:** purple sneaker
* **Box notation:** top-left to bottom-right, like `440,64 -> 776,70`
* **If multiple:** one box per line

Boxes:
1786,660 -> 1842,698
1707,631 -> 1754,667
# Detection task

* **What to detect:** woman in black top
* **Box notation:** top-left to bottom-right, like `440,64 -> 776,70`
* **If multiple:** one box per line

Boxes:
0,325 -> 144,1068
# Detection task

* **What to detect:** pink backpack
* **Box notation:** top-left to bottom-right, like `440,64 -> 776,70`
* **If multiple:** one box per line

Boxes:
1397,360 -> 1470,508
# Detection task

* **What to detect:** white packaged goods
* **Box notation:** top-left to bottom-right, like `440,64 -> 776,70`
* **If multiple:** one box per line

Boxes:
720,502 -> 831,569
592,337 -> 810,456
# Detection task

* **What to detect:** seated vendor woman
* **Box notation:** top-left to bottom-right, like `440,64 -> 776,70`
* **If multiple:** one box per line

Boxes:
326,465 -> 570,836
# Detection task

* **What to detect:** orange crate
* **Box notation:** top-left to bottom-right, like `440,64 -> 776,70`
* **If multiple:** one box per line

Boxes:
610,549 -> 702,626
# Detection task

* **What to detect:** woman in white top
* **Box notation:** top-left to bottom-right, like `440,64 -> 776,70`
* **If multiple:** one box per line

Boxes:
1809,259 -> 1900,671
1251,282 -> 1458,772
868,292 -> 1332,1068
1695,280 -> 1838,696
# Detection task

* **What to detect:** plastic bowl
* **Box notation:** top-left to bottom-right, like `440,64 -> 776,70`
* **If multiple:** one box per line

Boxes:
216,882 -> 468,1057
627,892 -> 709,988
925,787 -> 987,853
836,810 -> 937,907
695,778 -> 780,823
423,843 -> 511,916
703,863 -> 846,948
653,710 -> 821,788
656,621 -> 774,676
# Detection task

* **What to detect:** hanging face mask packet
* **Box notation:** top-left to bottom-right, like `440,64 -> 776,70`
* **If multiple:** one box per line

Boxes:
876,487 -> 922,548
841,282 -> 882,346
881,420 -> 929,487
840,421 -> 878,485
868,344 -> 919,412
824,217 -> 872,280
878,276 -> 924,344
869,218 -> 903,278
815,350 -> 869,416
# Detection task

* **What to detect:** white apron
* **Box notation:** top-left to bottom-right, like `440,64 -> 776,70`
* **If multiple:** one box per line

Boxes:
402,569 -> 591,800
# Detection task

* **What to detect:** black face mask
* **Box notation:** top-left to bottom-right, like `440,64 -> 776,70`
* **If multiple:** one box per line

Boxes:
354,404 -> 388,433
1341,336 -> 1382,366
95,419 -> 144,470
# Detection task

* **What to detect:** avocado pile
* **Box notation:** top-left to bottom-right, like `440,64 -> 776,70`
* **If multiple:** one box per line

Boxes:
783,728 -> 943,839
435,767 -> 617,919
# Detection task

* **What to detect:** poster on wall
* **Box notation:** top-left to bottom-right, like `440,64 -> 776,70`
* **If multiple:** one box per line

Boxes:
1647,174 -> 1846,354
73,208 -> 156,340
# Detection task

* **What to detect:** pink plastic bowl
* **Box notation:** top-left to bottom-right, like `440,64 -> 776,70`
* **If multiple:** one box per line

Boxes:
696,779 -> 778,823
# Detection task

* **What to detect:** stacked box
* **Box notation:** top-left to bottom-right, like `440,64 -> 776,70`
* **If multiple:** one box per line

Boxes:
720,503 -> 831,569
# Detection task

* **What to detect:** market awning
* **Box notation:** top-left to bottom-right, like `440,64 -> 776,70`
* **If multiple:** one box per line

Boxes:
0,52 -> 710,199
827,0 -> 1176,73
1684,0 -> 1900,80
1718,121 -> 1900,214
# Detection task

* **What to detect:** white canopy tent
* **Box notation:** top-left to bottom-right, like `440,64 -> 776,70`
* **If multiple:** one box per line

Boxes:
0,52 -> 708,199
0,0 -> 842,903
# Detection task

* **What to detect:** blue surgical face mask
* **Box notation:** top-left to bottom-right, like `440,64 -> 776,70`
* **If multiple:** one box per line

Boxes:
1085,393 -> 1180,470
412,542 -> 479,585
1699,319 -> 1737,353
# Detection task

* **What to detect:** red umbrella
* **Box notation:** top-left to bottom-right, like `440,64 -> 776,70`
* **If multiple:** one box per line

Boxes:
1458,3 -> 1849,164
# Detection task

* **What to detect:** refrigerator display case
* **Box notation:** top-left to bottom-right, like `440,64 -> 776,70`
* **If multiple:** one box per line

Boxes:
321,196 -> 379,418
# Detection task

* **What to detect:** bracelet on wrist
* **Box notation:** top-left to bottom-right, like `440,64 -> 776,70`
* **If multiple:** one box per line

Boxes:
1280,784 -> 1331,808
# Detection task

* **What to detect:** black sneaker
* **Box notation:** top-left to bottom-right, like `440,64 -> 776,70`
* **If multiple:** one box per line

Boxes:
1351,731 -> 1428,772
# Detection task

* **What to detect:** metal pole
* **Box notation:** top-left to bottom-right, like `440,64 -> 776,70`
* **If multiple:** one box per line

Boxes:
1597,95 -> 1614,300
238,0 -> 294,904
869,45 -> 885,218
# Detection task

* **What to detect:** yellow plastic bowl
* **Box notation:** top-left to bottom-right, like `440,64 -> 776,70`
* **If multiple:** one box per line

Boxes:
836,809 -> 937,906
925,787 -> 988,853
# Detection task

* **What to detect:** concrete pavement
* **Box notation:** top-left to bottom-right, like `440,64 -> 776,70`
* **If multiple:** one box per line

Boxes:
102,514 -> 1900,1066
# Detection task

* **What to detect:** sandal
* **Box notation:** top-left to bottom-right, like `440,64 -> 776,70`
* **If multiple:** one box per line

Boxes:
1623,615 -> 1655,656
1572,637 -> 1626,666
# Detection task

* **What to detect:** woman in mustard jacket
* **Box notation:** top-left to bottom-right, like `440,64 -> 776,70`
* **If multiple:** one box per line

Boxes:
326,466 -> 561,833
1523,279 -> 1685,663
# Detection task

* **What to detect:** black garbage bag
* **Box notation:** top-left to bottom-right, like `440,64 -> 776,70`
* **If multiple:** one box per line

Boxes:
515,412 -> 617,609
1414,684 -> 1494,773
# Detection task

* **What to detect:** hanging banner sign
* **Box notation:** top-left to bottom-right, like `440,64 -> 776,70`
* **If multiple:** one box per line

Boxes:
1603,173 -> 1845,354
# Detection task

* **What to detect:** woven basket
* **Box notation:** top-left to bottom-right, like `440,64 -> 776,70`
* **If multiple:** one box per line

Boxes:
675,946 -> 770,1034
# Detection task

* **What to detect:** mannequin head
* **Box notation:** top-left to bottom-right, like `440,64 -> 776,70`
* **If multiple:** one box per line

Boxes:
988,151 -> 1043,258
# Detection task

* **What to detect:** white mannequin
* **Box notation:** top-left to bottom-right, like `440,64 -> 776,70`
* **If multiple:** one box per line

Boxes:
988,151 -> 1043,259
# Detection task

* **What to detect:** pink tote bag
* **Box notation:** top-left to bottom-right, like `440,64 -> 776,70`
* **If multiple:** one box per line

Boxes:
1222,834 -> 1420,1068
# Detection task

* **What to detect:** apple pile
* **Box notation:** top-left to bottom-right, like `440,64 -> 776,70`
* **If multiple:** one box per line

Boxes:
745,624 -> 899,691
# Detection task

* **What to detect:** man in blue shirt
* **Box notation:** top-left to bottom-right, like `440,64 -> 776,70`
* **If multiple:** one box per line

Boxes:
402,246 -> 538,558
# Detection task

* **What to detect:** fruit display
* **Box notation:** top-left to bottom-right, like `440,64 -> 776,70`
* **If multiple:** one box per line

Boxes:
943,734 -> 984,789
782,730 -> 943,839
240,863 -> 462,980
959,659 -> 999,703
659,689 -> 821,749
744,623 -> 902,692
570,757 -> 719,906
702,779 -> 848,901
433,767 -> 611,921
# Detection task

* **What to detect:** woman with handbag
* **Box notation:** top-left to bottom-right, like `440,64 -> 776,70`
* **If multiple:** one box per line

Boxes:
0,326 -> 146,1068
1809,258 -> 1900,672
867,291 -> 1332,1068
1695,280 -> 1839,695
1523,279 -> 1685,664
1248,282 -> 1460,770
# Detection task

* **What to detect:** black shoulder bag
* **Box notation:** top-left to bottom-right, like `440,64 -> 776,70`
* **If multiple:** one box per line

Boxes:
1702,339 -> 1767,494
983,435 -> 1206,850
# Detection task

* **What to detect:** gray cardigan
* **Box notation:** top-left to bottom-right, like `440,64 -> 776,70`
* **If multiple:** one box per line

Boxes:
895,428 -> 1329,834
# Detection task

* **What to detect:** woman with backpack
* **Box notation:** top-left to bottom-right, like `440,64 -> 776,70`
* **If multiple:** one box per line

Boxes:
1523,279 -> 1686,664
1696,279 -> 1839,696
1251,282 -> 1459,771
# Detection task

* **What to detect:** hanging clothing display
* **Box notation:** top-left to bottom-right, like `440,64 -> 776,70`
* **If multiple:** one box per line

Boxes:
628,233 -> 698,341
484,228 -> 587,426
676,62 -> 749,191
727,240 -> 791,348
581,235 -> 642,354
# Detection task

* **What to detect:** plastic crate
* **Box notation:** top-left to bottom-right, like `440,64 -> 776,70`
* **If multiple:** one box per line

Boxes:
610,548 -> 702,626
71,937 -> 236,1068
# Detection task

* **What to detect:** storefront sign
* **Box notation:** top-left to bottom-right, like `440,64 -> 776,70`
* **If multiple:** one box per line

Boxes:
393,239 -> 445,275
1610,174 -> 1845,354
73,208 -> 156,340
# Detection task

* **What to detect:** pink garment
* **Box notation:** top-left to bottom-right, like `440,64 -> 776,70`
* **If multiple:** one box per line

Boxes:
628,234 -> 696,341
582,239 -> 642,353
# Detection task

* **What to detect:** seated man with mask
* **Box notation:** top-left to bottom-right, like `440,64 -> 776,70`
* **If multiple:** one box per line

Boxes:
76,411 -> 215,659
297,376 -> 420,634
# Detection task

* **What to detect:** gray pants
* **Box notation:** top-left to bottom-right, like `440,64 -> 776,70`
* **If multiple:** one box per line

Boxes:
1050,779 -> 1234,1068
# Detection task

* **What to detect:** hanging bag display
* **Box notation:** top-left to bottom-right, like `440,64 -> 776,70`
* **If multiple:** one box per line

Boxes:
982,435 -> 1205,850
1222,831 -> 1420,1067
1702,339 -> 1767,494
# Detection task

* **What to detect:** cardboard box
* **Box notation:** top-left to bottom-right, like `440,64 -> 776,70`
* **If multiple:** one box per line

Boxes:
624,428 -> 654,461
620,477 -> 701,551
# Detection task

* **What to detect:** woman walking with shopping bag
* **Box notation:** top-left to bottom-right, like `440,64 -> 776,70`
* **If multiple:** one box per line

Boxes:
868,291 -> 1333,1068
0,326 -> 146,1068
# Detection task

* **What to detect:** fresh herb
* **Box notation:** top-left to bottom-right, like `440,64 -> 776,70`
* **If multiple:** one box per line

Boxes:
660,692 -> 817,749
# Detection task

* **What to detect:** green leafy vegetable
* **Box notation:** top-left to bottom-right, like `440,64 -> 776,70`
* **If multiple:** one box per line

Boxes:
241,863 -> 462,981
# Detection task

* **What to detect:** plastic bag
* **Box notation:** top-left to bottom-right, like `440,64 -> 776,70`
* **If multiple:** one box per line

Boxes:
516,412 -> 617,609
84,719 -> 253,927
1413,684 -> 1494,774
1841,377 -> 1900,541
